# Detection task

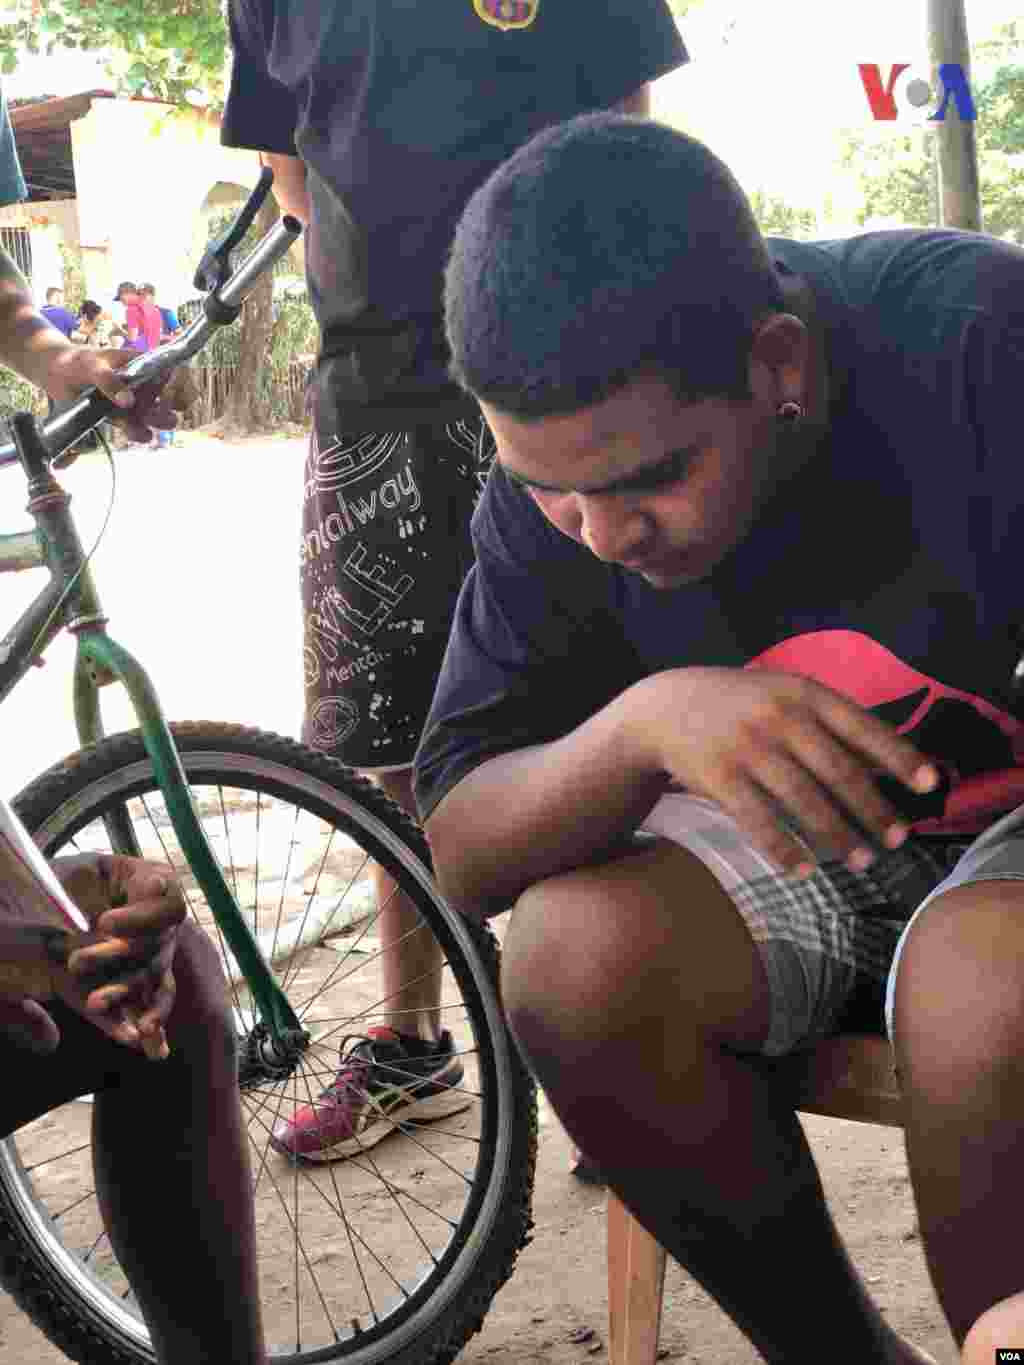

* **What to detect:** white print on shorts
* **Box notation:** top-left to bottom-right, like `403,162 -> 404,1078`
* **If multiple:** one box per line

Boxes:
300,465 -> 423,568
307,695 -> 360,749
305,545 -> 415,663
304,430 -> 403,501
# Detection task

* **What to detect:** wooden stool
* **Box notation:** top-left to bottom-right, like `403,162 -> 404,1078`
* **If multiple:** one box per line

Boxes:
606,1034 -> 902,1365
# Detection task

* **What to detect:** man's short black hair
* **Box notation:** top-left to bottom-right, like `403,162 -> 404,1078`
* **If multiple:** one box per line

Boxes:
444,113 -> 785,419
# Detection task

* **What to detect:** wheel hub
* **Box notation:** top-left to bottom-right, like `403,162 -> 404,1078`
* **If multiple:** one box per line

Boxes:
237,1021 -> 310,1089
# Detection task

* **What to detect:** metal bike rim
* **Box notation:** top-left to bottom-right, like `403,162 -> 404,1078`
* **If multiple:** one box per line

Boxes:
1,749 -> 517,1364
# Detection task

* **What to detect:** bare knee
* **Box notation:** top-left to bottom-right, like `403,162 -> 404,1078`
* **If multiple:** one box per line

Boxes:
894,884 -> 1024,1096
502,868 -> 649,1062
961,1292 -> 1024,1365
501,843 -> 770,1079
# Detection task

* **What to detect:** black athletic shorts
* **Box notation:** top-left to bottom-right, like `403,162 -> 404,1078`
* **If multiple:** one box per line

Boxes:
300,414 -> 495,771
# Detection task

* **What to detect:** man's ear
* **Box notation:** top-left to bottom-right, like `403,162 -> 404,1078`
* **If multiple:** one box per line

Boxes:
747,313 -> 809,406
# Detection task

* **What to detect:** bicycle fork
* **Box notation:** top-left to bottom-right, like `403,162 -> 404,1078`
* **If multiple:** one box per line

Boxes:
73,630 -> 308,1064
7,386 -> 306,1071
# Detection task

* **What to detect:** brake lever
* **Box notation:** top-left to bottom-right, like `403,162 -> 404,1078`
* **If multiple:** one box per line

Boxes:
192,165 -> 274,293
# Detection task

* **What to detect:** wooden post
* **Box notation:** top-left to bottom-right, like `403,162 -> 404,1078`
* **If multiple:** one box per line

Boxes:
927,0 -> 982,229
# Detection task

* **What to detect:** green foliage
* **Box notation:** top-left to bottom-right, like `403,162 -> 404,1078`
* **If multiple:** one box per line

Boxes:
0,369 -> 46,425
184,206 -> 316,427
749,191 -> 818,239
839,129 -> 937,229
58,243 -> 87,312
0,0 -> 226,104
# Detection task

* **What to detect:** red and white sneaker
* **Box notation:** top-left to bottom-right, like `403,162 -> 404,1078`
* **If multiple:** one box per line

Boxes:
270,1026 -> 471,1163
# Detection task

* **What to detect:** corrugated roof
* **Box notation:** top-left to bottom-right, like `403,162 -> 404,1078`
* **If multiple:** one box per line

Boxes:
9,90 -> 118,200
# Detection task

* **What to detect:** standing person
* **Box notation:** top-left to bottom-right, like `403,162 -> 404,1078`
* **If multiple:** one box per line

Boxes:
112,282 -> 166,450
113,282 -> 161,353
40,287 -> 76,339
0,78 -> 268,1365
222,0 -> 689,1163
140,283 -> 181,341
139,286 -> 178,447
416,110 -> 1024,1365
139,286 -> 180,448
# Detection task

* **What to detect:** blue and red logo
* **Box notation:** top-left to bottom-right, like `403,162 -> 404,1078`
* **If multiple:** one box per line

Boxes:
858,63 -> 977,121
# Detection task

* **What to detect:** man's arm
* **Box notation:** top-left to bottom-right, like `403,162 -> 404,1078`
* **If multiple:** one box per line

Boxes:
426,663 -> 935,920
423,682 -> 668,919
260,151 -> 310,224
0,251 -> 138,405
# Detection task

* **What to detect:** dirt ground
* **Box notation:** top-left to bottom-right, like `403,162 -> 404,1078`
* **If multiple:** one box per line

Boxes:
0,1083 -> 959,1365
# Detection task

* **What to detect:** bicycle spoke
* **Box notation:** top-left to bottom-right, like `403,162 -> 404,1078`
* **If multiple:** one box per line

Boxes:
215,784 -> 240,902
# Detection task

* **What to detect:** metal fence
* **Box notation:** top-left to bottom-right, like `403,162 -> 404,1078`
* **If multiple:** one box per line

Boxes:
1,227 -> 32,283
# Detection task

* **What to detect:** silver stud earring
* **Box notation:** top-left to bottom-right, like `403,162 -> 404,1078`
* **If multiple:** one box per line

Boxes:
776,400 -> 805,424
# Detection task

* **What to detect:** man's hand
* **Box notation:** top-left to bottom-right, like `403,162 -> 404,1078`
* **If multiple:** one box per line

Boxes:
0,855 -> 186,1057
46,348 -> 178,449
631,668 -> 940,877
53,854 -> 185,1057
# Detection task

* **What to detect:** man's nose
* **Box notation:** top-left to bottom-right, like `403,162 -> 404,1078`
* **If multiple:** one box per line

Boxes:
577,495 -> 651,563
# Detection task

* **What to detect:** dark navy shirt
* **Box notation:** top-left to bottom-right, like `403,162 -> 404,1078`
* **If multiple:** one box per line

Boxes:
415,229 -> 1024,837
222,0 -> 687,416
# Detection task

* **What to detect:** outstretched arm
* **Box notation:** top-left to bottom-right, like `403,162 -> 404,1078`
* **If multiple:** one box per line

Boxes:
0,249 -> 138,408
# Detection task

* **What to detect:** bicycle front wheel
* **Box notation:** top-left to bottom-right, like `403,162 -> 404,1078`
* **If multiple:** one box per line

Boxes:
0,722 -> 536,1365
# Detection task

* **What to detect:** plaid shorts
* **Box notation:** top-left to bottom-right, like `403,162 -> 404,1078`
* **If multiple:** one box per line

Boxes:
640,794 -> 975,1057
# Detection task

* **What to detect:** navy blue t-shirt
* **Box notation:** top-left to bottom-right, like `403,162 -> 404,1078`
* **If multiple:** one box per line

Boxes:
222,0 -> 687,415
414,229 -> 1024,837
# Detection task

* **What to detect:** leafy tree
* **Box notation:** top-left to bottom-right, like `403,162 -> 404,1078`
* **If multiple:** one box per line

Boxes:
0,0 -> 226,104
748,191 -> 818,238
838,130 -> 937,229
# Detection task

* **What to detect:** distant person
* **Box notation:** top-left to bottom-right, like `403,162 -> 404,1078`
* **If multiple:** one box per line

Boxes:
40,287 -> 76,339
139,286 -> 180,446
73,300 -> 114,348
113,282 -> 161,353
140,284 -> 180,341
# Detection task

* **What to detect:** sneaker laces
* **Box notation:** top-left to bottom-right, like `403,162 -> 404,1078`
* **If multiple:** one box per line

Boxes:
315,1031 -> 381,1105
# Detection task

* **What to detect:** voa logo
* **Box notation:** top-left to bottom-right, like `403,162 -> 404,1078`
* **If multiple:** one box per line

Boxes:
858,63 -> 977,121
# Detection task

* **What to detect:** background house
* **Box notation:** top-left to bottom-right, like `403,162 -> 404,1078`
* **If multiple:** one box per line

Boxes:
3,91 -> 304,310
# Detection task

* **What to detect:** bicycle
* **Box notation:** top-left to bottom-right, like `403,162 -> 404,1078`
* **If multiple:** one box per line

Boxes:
0,172 -> 537,1365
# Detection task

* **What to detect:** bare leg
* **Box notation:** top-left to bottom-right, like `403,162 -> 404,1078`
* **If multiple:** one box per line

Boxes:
893,881 -> 1024,1347
503,842 -> 932,1365
370,767 -> 442,1043
961,1292 -> 1024,1364
92,923 -> 266,1365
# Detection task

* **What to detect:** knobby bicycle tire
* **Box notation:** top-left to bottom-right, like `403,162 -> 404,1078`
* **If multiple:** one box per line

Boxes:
0,722 -> 537,1365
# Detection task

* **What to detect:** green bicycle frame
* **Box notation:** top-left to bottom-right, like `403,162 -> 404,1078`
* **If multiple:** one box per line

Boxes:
0,433 -> 303,1052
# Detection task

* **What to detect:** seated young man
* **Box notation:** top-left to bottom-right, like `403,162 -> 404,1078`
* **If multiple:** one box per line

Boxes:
414,112 -> 1024,1364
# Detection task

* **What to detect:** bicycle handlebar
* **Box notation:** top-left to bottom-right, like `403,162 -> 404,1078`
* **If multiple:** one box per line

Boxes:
0,211 -> 303,469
